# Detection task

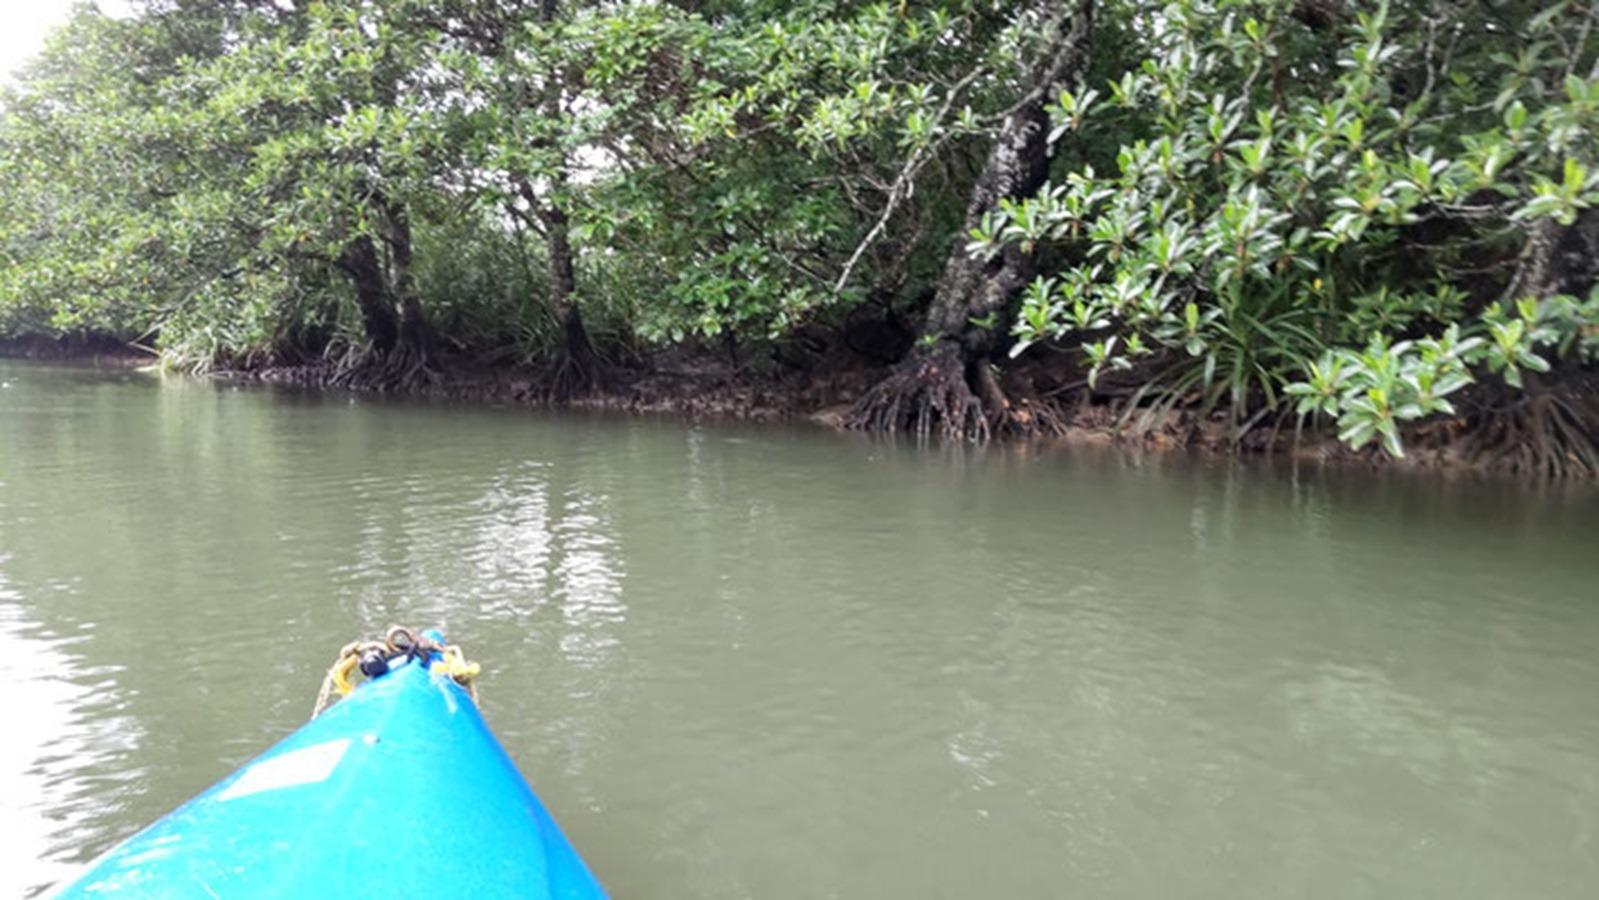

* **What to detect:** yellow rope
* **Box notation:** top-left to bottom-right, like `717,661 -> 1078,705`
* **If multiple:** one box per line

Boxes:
310,640 -> 385,719
432,644 -> 483,704
310,629 -> 483,719
330,653 -> 361,696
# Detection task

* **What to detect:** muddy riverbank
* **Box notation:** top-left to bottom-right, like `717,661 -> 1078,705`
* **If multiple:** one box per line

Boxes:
0,336 -> 1568,478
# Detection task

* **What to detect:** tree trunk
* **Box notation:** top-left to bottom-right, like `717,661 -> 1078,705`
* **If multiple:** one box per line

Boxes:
333,200 -> 436,389
383,200 -> 435,364
1465,207 -> 1599,477
543,196 -> 586,356
846,1 -> 1094,440
339,234 -> 400,355
1504,208 -> 1599,305
546,203 -> 603,399
521,0 -> 601,400
520,175 -> 603,400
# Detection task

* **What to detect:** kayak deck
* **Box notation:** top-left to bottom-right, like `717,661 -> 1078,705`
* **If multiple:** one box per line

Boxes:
57,653 -> 606,898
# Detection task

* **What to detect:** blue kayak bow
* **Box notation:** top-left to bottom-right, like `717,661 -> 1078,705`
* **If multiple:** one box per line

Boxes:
56,630 -> 607,898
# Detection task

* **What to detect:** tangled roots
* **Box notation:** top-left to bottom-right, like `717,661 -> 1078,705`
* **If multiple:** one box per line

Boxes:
846,352 -> 988,440
331,342 -> 439,393
542,345 -> 605,405
844,344 -> 1064,442
1467,391 -> 1599,479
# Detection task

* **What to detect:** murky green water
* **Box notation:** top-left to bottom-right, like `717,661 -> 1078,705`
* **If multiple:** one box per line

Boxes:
2,360 -> 1597,898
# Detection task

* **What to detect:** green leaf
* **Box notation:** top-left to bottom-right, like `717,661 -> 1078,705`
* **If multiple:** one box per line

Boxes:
1377,419 -> 1405,457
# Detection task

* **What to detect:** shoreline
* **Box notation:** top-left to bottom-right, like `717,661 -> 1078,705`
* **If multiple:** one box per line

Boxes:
0,342 -> 1564,480
0,334 -> 156,368
185,358 -> 1542,480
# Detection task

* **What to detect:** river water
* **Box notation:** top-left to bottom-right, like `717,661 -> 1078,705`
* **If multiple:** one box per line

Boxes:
1,359 -> 1596,898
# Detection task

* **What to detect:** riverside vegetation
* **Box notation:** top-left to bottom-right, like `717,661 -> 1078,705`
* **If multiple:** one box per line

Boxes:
3,0 -> 1598,475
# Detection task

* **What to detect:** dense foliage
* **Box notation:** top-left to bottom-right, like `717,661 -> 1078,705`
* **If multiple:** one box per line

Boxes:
3,1 -> 1598,473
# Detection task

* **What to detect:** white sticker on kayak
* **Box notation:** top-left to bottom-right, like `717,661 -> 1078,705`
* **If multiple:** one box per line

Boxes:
218,739 -> 351,802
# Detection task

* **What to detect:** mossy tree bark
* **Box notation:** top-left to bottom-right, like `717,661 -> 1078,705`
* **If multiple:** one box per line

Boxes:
1469,208 -> 1599,476
333,199 -> 437,390
846,2 -> 1094,440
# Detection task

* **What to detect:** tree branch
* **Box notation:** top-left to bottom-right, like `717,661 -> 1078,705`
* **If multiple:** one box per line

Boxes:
830,63 -> 988,296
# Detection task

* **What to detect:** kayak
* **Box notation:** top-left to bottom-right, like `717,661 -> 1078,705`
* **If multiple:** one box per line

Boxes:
55,632 -> 606,898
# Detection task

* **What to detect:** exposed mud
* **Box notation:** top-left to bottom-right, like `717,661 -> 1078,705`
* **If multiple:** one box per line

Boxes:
0,333 -> 155,367
5,335 -> 1593,479
215,354 -> 1559,478
220,352 -> 875,426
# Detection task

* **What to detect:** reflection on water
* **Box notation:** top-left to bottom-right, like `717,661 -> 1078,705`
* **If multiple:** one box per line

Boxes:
471,465 -> 554,610
1,360 -> 1597,899
551,487 -> 627,668
0,566 -> 144,898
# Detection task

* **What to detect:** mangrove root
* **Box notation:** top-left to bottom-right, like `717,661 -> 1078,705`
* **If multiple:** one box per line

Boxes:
1466,390 -> 1599,478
